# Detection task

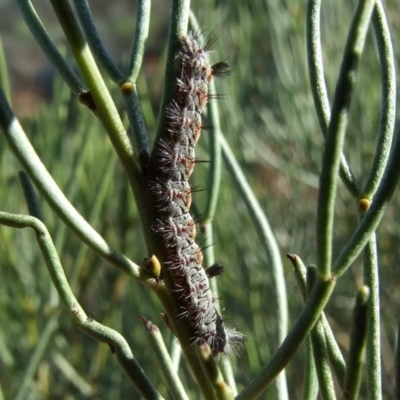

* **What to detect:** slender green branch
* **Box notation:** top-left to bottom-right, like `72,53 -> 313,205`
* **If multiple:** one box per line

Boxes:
15,0 -> 86,95
289,254 -> 346,387
196,344 -> 234,400
0,211 -> 163,400
128,0 -> 151,83
362,235 -> 382,399
221,134 -> 288,399
363,1 -> 396,197
170,337 -> 181,372
0,94 -> 145,282
332,125 -> 400,277
49,0 -> 140,176
18,171 -> 43,221
344,286 -> 369,400
72,0 -> 150,155
322,318 -> 346,388
220,134 -> 288,338
154,288 -> 218,400
306,0 -> 360,198
121,80 -> 150,157
302,338 -> 318,400
72,0 -> 124,83
141,318 -> 189,400
121,0 -> 151,156
203,80 -> 222,223
236,276 -> 335,400
307,267 -> 336,400
316,0 -> 375,279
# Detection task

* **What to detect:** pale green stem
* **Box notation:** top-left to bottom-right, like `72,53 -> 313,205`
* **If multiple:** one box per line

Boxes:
306,0 -> 360,198
124,0 -> 151,155
72,0 -> 124,83
15,0 -> 86,95
73,0 -> 150,155
307,267 -> 336,400
220,134 -> 288,400
236,276 -> 335,400
332,125 -> 400,277
19,170 -> 43,221
49,0 -> 141,179
363,1 -> 396,197
316,0 -> 375,279
196,344 -> 235,400
362,236 -> 382,399
0,93 -> 144,281
142,318 -> 189,400
289,254 -> 346,388
344,286 -> 369,400
302,338 -> 319,400
128,0 -> 151,83
322,318 -> 346,388
0,212 -> 163,399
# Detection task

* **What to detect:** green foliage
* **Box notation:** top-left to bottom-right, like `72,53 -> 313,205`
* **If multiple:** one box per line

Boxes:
0,0 -> 399,399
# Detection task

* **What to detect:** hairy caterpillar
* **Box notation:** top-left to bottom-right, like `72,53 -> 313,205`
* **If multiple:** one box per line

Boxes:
150,33 -> 244,356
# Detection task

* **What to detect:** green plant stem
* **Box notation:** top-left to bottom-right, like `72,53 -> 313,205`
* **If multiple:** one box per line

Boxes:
73,0 -> 124,83
322,317 -> 346,388
316,0 -> 375,279
302,338 -> 318,400
153,287 -> 218,400
170,337 -> 181,372
344,286 -> 369,400
220,134 -> 288,400
142,318 -> 189,400
72,0 -> 150,155
0,211 -> 163,400
220,135 -> 288,339
0,93 -> 145,281
307,267 -> 336,400
128,0 -> 151,83
236,276 -> 335,400
121,83 -> 150,157
15,0 -> 86,95
19,171 -> 43,221
122,0 -> 151,155
362,236 -> 382,399
50,0 -> 140,174
290,254 -> 346,387
204,80 -> 222,223
196,344 -> 234,400
332,124 -> 400,277
363,1 -> 396,197
306,0 -> 360,198
15,314 -> 59,400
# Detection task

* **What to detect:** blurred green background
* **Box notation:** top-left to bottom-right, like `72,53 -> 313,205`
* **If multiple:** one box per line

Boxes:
0,0 -> 400,398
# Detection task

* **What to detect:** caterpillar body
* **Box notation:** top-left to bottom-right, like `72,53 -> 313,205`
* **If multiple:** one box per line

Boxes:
150,33 -> 244,356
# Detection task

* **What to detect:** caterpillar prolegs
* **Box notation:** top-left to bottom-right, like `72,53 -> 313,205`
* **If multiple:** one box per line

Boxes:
150,33 -> 244,356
